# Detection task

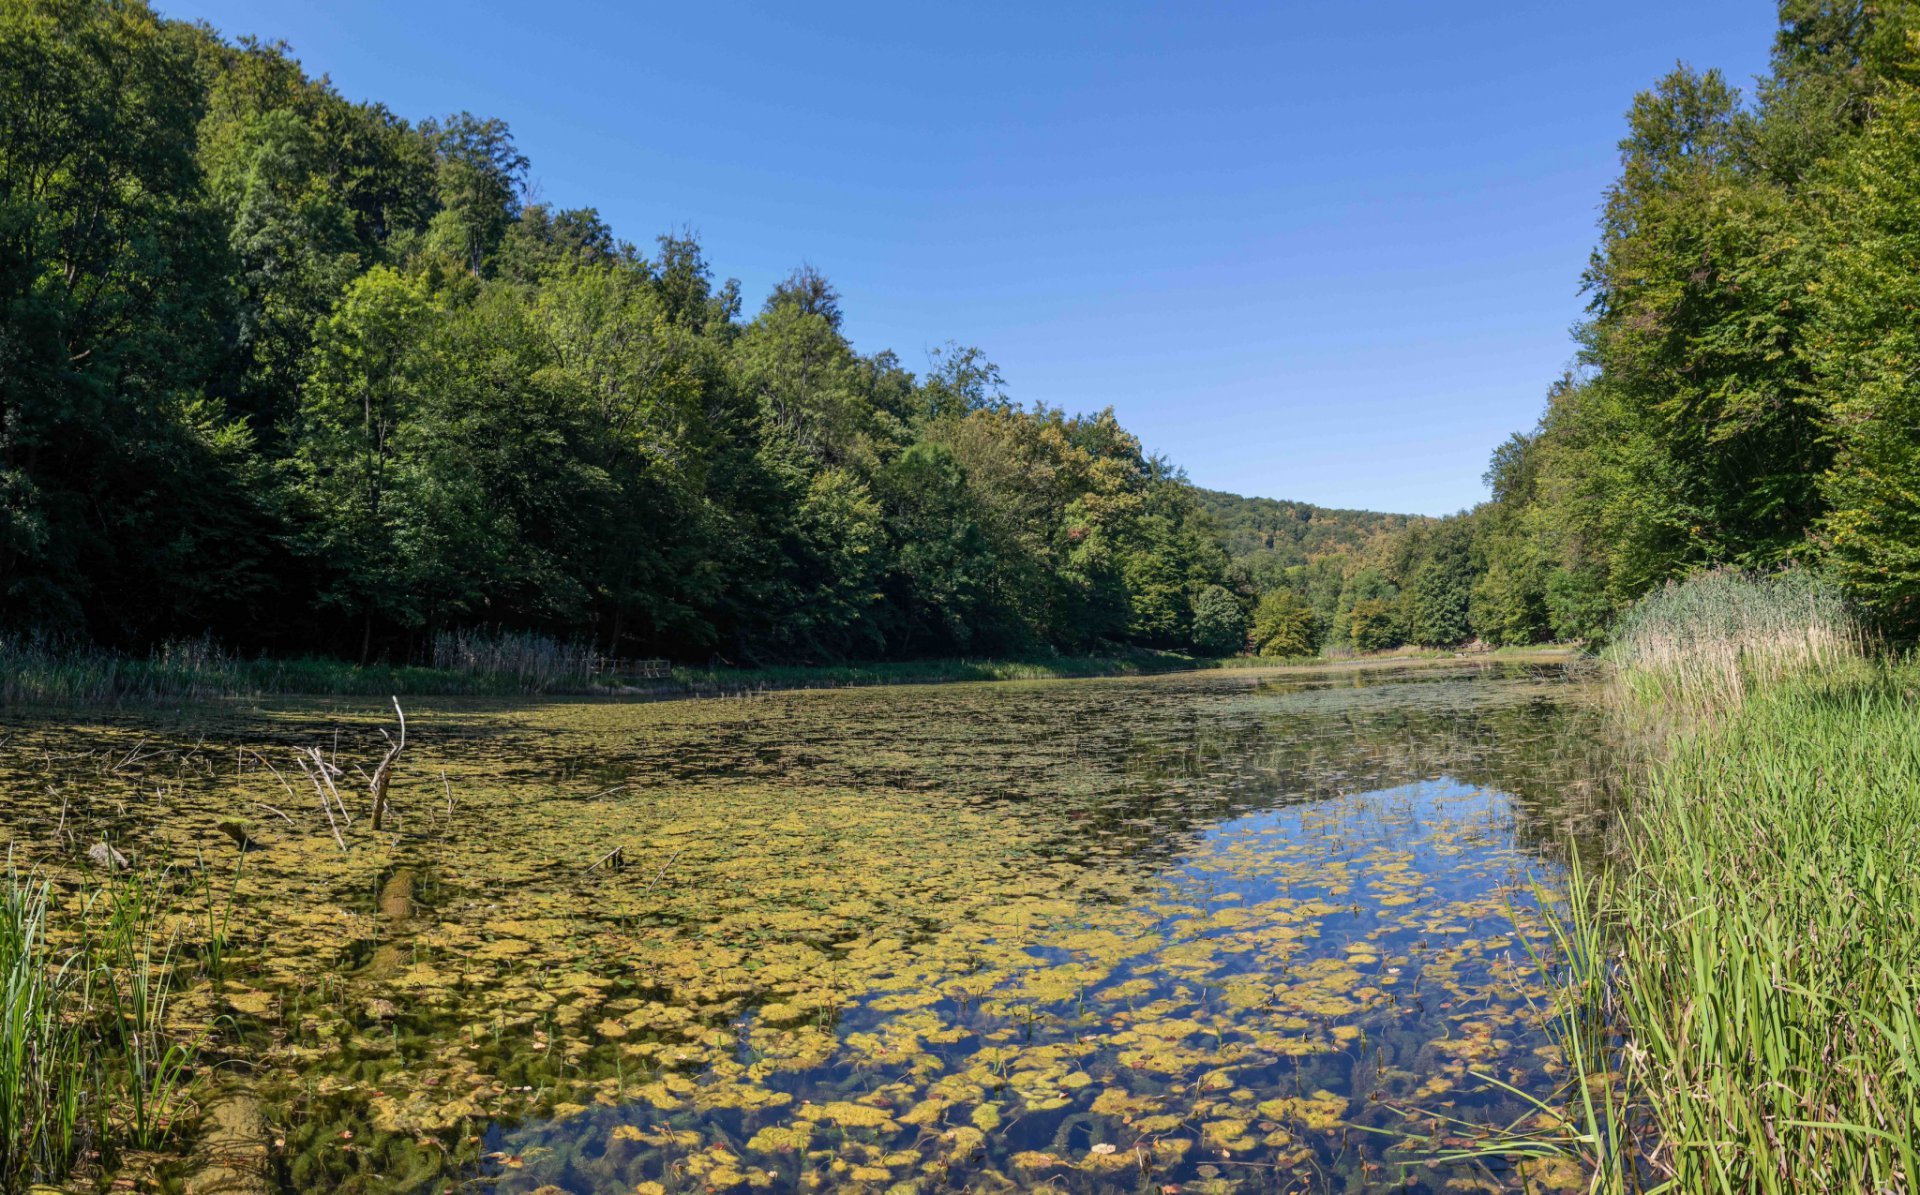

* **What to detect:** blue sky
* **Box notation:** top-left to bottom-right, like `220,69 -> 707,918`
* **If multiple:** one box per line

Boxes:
159,1 -> 1775,515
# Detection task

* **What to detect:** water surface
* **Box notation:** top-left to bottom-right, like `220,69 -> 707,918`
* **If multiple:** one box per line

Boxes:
0,661 -> 1610,1193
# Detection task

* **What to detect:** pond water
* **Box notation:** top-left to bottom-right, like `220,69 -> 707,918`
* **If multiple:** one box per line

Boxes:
0,660 -> 1614,1193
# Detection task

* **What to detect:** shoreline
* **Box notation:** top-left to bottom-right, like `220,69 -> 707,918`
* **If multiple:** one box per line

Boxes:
0,643 -> 1582,709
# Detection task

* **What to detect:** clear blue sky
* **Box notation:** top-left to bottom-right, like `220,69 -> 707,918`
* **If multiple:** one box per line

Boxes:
159,1 -> 1774,515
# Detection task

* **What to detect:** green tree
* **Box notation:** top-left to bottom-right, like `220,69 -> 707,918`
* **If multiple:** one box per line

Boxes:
1808,76 -> 1920,630
288,266 -> 432,656
420,112 -> 527,274
1190,584 -> 1248,656
1407,522 -> 1475,646
1252,589 -> 1317,658
1349,598 -> 1403,652
0,0 -> 245,638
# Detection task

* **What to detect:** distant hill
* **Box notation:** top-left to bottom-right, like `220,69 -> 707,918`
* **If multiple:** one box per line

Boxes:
1194,488 -> 1427,585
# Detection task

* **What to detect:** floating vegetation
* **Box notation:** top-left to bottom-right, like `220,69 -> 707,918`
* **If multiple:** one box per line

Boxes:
0,661 -> 1612,1192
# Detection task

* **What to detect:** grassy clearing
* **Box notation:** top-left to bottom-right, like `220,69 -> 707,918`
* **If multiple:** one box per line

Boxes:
0,862 -> 203,1192
1512,571 -> 1919,1192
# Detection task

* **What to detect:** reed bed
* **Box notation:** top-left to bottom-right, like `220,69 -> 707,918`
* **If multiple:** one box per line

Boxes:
0,631 -> 603,705
1602,567 -> 1863,716
427,628 -> 597,691
1535,571 -> 1919,1193
1604,672 -> 1920,1191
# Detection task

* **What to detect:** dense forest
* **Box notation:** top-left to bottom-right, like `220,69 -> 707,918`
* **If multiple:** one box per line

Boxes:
7,0 -> 1920,667
0,0 -> 1248,664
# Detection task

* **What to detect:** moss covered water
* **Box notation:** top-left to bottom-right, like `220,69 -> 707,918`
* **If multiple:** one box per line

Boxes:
0,661 -> 1611,1193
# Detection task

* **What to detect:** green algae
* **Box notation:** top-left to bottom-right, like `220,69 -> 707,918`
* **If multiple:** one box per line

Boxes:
0,662 -> 1611,1193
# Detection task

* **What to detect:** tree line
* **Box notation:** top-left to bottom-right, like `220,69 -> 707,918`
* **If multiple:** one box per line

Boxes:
1,0 -> 1244,664
1234,1 -> 1920,657
10,1 -> 1920,668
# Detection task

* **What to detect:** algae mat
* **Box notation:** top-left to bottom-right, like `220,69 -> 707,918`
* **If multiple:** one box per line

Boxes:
0,662 -> 1613,1193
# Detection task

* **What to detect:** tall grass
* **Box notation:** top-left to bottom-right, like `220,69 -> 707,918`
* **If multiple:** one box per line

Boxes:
428,627 -> 597,691
0,874 -> 89,1188
0,863 -> 201,1192
1545,571 -> 1920,1193
1603,567 -> 1862,715
0,630 -> 604,704
1604,672 -> 1920,1190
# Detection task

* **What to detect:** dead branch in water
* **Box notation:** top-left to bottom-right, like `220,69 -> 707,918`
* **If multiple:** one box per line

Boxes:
369,697 -> 405,831
585,845 -> 625,873
640,850 -> 683,897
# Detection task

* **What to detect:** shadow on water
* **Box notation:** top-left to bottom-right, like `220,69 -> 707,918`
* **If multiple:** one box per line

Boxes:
0,660 -> 1614,1193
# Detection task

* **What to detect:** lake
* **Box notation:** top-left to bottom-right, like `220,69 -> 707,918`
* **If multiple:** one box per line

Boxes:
0,660 -> 1613,1193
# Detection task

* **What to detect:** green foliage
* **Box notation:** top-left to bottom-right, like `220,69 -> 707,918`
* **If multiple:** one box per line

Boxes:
17,0 -> 1920,669
1189,585 -> 1248,656
1347,598 -> 1403,652
0,0 -> 1242,665
0,865 -> 200,1191
1572,594 -> 1913,1190
1407,524 -> 1474,646
1250,589 -> 1316,658
1194,489 -> 1423,593
1469,558 -> 1547,646
1808,76 -> 1920,630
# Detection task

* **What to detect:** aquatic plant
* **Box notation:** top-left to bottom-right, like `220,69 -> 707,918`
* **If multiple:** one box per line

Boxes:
1541,572 -> 1920,1192
428,629 -> 599,693
0,663 -> 1604,1193
0,869 -> 89,1191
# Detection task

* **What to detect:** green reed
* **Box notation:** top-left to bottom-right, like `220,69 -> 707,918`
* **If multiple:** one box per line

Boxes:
0,861 -> 204,1192
1599,670 -> 1920,1191
0,871 -> 89,1190
0,632 -> 600,704
1539,571 -> 1920,1192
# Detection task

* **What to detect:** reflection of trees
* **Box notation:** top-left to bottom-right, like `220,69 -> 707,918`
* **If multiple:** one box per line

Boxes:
517,662 -> 1619,879
999,663 -> 1618,875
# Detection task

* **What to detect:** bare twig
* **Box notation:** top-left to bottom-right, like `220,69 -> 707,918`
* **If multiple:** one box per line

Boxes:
585,845 -> 625,873
640,851 -> 683,897
296,754 -> 348,853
